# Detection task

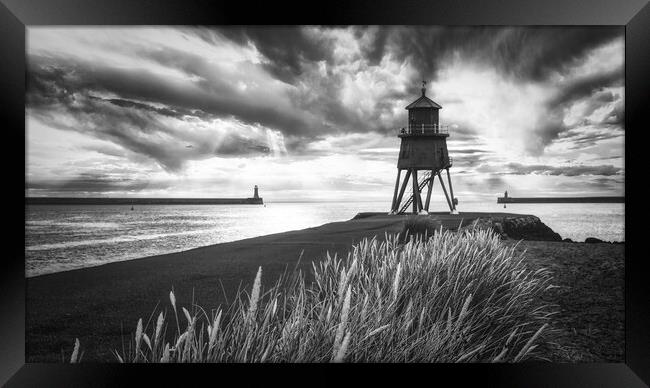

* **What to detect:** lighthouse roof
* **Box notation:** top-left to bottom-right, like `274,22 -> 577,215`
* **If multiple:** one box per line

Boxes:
405,94 -> 442,110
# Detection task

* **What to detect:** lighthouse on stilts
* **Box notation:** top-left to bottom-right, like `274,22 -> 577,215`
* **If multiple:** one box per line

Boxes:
389,81 -> 458,215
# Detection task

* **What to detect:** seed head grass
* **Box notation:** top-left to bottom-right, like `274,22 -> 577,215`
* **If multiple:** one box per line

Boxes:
74,227 -> 556,362
398,216 -> 443,244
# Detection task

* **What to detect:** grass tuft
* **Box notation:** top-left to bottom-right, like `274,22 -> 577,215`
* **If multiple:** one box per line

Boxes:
70,338 -> 81,363
398,216 -> 443,244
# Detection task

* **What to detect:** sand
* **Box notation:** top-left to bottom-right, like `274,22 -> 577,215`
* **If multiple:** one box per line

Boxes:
26,212 -> 623,362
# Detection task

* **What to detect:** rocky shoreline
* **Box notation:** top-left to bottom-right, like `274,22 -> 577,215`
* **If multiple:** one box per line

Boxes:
459,215 -> 563,242
415,213 -> 624,244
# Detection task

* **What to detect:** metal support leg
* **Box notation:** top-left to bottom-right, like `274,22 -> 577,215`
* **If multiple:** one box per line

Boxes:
394,169 -> 411,213
437,171 -> 453,212
412,169 -> 419,214
416,179 -> 424,213
424,170 -> 435,211
390,169 -> 402,213
446,168 -> 456,211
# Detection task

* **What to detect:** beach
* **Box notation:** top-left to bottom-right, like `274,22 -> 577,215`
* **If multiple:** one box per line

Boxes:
26,212 -> 623,362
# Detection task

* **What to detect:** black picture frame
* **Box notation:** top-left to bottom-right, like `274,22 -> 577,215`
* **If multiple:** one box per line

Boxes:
1,0 -> 648,386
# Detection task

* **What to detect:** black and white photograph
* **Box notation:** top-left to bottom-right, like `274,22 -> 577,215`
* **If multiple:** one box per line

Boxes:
21,25 -> 629,365
1,0 -> 648,383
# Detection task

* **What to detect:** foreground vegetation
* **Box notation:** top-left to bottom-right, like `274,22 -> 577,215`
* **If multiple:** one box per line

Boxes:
71,224 -> 556,363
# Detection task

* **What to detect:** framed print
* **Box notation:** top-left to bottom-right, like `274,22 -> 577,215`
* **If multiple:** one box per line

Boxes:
1,0 -> 649,386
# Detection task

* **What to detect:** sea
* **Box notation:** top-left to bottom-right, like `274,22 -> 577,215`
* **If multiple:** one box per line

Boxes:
25,201 -> 625,277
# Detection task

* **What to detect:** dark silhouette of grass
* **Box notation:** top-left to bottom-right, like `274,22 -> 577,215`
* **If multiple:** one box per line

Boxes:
398,216 -> 444,244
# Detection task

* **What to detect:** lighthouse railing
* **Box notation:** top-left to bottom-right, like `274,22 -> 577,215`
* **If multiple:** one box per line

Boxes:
401,124 -> 449,135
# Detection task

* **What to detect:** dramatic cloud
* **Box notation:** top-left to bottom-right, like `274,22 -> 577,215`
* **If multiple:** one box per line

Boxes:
26,26 -> 625,200
27,173 -> 171,194
503,163 -> 622,177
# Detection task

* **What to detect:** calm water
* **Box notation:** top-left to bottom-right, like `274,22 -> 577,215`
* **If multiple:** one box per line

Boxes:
25,201 -> 624,277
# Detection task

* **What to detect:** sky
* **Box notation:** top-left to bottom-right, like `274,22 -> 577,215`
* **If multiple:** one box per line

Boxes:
26,26 -> 625,202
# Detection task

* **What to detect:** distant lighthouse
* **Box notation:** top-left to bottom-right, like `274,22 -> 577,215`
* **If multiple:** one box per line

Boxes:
247,185 -> 263,204
390,81 -> 458,215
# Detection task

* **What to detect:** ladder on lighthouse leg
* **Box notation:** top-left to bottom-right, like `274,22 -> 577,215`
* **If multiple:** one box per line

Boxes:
398,170 -> 433,214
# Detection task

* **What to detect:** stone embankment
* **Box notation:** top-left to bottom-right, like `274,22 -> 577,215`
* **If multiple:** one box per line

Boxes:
460,215 -> 563,241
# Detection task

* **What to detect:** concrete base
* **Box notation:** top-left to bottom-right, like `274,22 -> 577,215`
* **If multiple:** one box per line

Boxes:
450,209 -> 459,215
418,210 -> 429,215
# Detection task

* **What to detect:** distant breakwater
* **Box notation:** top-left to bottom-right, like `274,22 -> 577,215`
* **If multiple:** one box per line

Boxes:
497,196 -> 624,204
26,197 -> 264,205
